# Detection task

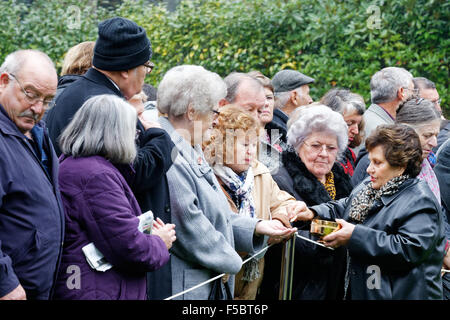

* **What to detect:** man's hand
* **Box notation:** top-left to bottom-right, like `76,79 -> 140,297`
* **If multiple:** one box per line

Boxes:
0,284 -> 26,300
139,116 -> 162,130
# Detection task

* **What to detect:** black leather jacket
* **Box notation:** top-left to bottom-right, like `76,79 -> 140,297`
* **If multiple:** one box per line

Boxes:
312,177 -> 445,300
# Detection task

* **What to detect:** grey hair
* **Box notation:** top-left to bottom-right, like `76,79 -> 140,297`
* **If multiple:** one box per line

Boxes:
287,104 -> 348,158
223,72 -> 262,103
396,97 -> 441,128
157,65 -> 226,117
413,77 -> 436,92
0,49 -> 55,76
274,86 -> 306,109
320,88 -> 366,116
274,90 -> 291,109
370,67 -> 413,104
59,94 -> 137,164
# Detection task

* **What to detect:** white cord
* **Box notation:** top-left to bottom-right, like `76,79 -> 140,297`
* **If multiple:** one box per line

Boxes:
164,243 -> 274,300
295,232 -> 334,250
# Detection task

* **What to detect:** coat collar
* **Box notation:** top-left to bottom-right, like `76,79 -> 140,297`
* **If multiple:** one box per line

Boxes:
82,68 -> 124,98
367,103 -> 395,124
282,149 -> 353,205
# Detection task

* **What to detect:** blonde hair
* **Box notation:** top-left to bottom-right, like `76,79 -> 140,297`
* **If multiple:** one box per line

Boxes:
204,104 -> 262,165
61,41 -> 95,76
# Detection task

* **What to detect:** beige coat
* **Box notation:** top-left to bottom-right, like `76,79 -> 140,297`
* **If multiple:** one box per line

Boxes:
217,160 -> 296,300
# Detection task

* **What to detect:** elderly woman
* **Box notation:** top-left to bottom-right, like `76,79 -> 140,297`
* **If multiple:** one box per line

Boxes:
204,105 -> 304,300
352,97 -> 442,202
320,88 -> 366,176
293,124 -> 446,299
54,94 -> 175,300
259,104 -> 353,300
156,65 -> 297,300
247,71 -> 284,172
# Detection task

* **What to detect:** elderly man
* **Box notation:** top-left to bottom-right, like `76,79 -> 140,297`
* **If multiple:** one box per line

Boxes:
362,67 -> 414,142
352,67 -> 414,184
0,50 -> 65,300
44,16 -> 175,300
413,77 -> 449,152
219,72 -> 266,119
266,69 -> 314,145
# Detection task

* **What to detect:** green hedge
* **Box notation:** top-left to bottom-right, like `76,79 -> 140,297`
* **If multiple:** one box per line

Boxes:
1,0 -> 448,116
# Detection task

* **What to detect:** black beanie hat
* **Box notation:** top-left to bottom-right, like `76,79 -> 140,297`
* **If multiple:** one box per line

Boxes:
93,17 -> 152,71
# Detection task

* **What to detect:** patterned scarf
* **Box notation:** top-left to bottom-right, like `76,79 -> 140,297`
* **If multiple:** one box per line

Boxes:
213,164 -> 259,282
213,164 -> 255,218
348,174 -> 410,223
322,171 -> 336,200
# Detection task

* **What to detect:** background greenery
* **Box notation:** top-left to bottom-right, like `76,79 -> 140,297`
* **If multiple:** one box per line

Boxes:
0,0 -> 448,116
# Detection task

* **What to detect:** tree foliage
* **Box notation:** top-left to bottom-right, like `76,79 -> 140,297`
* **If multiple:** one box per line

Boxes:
0,0 -> 448,116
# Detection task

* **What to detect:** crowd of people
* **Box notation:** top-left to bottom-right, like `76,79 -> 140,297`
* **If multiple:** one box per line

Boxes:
0,16 -> 449,301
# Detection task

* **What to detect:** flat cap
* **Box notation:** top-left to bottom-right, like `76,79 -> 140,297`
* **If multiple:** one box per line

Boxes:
272,69 -> 315,93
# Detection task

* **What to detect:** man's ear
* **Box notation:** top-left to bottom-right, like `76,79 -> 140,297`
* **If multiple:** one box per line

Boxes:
218,98 -> 229,107
120,70 -> 130,80
0,73 -> 11,89
290,90 -> 298,105
397,87 -> 406,100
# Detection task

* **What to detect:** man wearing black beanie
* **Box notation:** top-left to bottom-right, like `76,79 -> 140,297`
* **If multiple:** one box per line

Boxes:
44,17 -> 175,300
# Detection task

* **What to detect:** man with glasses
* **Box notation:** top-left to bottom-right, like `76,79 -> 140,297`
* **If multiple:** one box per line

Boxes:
0,50 -> 65,300
44,17 -> 175,300
360,67 -> 414,153
413,77 -> 449,152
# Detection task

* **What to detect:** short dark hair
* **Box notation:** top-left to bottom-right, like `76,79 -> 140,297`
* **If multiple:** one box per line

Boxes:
413,77 -> 436,92
142,83 -> 157,101
366,124 -> 423,177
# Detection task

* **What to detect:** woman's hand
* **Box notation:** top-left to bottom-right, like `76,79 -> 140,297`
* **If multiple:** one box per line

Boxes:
152,217 -> 176,250
287,201 -> 315,222
321,219 -> 355,249
255,219 -> 297,241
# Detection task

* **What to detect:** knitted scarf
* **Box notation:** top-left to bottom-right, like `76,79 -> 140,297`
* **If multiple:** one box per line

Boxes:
348,174 -> 410,223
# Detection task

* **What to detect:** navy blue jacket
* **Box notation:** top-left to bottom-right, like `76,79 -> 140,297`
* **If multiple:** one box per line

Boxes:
265,108 -> 289,144
0,104 -> 65,300
44,68 -> 175,299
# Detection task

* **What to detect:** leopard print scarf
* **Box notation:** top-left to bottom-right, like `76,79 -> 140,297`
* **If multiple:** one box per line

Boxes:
348,174 -> 410,223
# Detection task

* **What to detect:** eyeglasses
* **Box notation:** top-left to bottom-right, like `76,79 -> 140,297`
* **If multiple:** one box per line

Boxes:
403,87 -> 419,95
432,98 -> 441,106
8,73 -> 54,109
143,61 -> 155,74
303,141 -> 338,155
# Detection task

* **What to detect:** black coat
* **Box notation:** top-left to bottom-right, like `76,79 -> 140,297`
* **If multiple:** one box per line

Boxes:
258,149 -> 353,300
44,68 -> 175,299
312,178 -> 445,299
265,108 -> 288,144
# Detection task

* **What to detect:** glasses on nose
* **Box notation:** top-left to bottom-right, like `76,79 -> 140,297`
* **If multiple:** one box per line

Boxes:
143,61 -> 155,74
403,87 -> 419,96
210,109 -> 220,117
8,73 -> 54,109
303,141 -> 338,155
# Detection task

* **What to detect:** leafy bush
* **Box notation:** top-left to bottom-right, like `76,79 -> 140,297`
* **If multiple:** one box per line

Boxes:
0,0 -> 448,116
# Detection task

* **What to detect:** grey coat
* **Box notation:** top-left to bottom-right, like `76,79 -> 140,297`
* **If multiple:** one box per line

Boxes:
159,117 -> 264,300
354,104 -> 395,155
